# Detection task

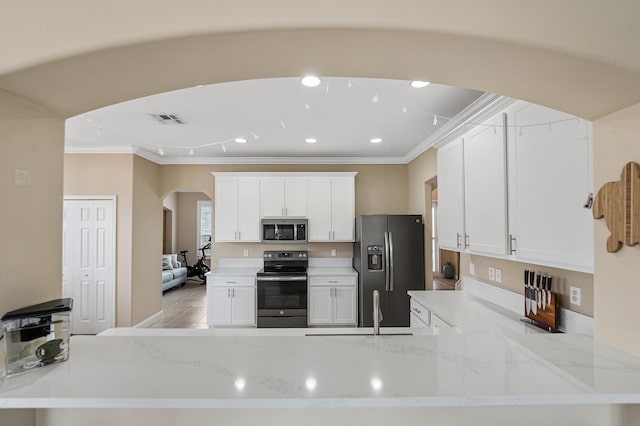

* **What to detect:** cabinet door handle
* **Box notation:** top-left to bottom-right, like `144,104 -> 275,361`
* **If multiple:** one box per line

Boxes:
227,288 -> 231,298
333,231 -> 335,240
413,307 -> 422,315
232,288 -> 235,297
456,233 -> 461,248
464,233 -> 470,249
329,231 -> 331,240
238,231 -> 241,240
328,280 -> 338,284
509,234 -> 517,255
227,281 -> 237,284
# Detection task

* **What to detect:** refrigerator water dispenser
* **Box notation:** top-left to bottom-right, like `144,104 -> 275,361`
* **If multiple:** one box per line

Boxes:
367,245 -> 384,271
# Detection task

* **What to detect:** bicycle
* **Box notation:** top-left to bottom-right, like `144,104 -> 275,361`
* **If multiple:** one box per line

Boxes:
178,242 -> 211,282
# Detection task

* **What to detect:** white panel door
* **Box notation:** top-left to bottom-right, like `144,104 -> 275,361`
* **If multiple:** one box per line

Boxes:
207,286 -> 232,326
308,286 -> 332,325
307,178 -> 333,242
214,177 -> 239,242
260,177 -> 285,217
237,177 -> 260,242
63,198 -> 115,335
507,102 -> 593,271
333,286 -> 357,325
284,177 -> 307,217
437,138 -> 465,251
331,177 -> 356,241
231,286 -> 256,326
463,112 -> 508,255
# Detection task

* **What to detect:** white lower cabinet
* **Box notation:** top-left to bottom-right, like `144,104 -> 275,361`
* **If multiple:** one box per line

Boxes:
410,298 -> 450,329
207,276 -> 256,327
308,275 -> 357,326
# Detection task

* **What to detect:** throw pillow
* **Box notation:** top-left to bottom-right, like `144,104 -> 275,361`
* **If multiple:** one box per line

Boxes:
162,255 -> 173,270
171,254 -> 179,268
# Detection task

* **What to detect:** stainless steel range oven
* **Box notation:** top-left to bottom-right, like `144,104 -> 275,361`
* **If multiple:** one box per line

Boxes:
256,250 -> 308,328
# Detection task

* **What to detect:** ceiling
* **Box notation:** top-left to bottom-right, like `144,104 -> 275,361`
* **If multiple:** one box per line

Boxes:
64,77 -> 485,164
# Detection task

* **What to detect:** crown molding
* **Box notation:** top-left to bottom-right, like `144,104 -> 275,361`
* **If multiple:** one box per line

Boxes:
403,94 -> 517,161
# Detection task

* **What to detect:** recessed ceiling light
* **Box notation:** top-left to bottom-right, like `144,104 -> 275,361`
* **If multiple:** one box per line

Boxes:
305,138 -> 317,144
370,138 -> 383,144
301,75 -> 321,87
234,137 -> 247,144
410,80 -> 430,88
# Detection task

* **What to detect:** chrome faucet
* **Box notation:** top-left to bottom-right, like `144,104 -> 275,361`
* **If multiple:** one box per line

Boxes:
373,290 -> 383,335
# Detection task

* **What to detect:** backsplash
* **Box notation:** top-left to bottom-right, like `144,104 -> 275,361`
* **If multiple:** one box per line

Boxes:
212,242 -> 353,268
460,253 -> 594,317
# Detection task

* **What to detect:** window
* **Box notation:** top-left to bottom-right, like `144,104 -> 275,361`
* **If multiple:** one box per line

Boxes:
197,200 -> 212,258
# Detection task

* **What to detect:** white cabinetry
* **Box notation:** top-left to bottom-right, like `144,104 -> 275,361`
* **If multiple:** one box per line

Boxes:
260,177 -> 307,217
207,275 -> 256,327
307,176 -> 356,242
213,176 -> 260,242
507,101 -> 593,271
409,298 -> 451,329
463,112 -> 508,256
436,100 -> 593,272
308,275 -> 357,326
437,138 -> 465,250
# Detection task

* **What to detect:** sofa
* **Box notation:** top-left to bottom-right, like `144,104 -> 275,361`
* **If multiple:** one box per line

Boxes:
162,254 -> 188,292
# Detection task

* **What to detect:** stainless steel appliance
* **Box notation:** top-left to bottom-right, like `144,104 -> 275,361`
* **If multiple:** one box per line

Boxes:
353,215 -> 425,327
261,218 -> 308,244
256,250 -> 308,327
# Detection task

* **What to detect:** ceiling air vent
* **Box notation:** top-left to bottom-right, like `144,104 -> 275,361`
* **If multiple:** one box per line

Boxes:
149,113 -> 187,125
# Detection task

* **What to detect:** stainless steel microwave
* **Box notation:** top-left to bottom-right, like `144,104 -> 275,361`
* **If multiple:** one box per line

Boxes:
261,218 -> 308,244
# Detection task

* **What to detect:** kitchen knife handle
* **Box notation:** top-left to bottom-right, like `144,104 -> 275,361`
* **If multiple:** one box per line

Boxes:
547,276 -> 552,291
536,273 -> 541,287
529,270 -> 535,286
524,269 -> 529,285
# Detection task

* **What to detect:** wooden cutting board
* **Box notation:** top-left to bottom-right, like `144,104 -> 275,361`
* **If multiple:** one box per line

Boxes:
593,161 -> 640,253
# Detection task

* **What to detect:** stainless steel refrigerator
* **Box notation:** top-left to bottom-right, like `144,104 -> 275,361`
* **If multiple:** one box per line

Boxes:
353,215 -> 425,327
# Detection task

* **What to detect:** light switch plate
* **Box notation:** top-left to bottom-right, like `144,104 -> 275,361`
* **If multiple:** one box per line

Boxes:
469,263 -> 475,275
488,267 -> 495,281
243,249 -> 249,257
331,249 -> 337,257
495,269 -> 502,283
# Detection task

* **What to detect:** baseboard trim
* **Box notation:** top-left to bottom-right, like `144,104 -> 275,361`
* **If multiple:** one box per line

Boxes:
461,276 -> 593,335
134,310 -> 163,328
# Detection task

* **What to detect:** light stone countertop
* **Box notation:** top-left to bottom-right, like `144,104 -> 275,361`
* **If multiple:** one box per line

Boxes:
307,267 -> 356,276
408,290 -> 544,336
206,268 -> 261,277
3,331 -> 640,409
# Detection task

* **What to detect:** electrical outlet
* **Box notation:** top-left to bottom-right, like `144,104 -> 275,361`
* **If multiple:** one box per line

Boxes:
570,286 -> 582,306
243,249 -> 249,257
488,267 -> 495,281
331,249 -> 337,257
469,263 -> 475,275
495,269 -> 502,283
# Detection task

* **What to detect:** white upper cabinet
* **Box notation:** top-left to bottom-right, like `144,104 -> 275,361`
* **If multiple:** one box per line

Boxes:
214,176 -> 260,242
506,101 -> 593,272
307,175 -> 355,242
260,177 -> 307,217
463,112 -> 508,256
437,138 -> 465,251
214,172 -> 356,244
436,99 -> 593,272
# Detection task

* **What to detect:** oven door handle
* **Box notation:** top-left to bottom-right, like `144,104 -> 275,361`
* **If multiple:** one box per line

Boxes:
257,276 -> 307,282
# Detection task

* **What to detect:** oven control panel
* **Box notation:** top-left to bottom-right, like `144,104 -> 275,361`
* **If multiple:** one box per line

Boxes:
264,251 -> 308,260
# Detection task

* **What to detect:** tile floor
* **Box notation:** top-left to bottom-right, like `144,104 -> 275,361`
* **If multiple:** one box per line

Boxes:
146,277 -> 455,329
147,279 -> 208,328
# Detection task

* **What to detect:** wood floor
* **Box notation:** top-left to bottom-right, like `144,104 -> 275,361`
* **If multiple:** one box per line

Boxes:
143,278 -> 456,329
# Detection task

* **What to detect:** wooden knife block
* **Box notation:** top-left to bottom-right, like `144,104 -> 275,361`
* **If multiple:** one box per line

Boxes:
524,292 -> 558,330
